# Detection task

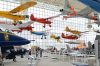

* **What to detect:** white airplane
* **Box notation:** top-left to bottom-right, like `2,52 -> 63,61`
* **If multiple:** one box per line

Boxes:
0,21 -> 34,32
60,0 -> 99,21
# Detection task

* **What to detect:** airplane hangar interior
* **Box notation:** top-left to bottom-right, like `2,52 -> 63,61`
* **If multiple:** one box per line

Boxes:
0,0 -> 100,66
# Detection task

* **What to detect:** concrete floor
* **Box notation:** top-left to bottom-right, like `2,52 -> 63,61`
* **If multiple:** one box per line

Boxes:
3,53 -> 96,66
3,53 -> 73,66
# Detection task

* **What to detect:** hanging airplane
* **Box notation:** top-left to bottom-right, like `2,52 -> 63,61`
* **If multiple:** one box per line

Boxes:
64,26 -> 89,35
0,30 -> 30,46
78,0 -> 100,13
0,21 -> 34,33
30,14 -> 61,28
60,0 -> 99,21
31,30 -> 49,39
0,1 -> 37,25
61,33 -> 80,40
50,34 -> 61,42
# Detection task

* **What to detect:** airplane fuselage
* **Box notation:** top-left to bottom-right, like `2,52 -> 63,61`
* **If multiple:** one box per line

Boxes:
0,31 -> 30,46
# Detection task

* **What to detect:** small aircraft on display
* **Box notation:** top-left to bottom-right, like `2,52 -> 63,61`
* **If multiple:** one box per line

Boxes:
0,21 -> 34,33
12,25 -> 33,33
61,33 -> 79,40
0,1 -> 37,25
0,30 -> 30,46
64,26 -> 89,35
50,34 -> 61,42
30,14 -> 61,28
31,30 -> 49,39
60,0 -> 99,21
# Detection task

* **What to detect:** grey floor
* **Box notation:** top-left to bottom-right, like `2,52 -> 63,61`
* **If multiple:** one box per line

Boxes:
3,53 -> 96,66
3,53 -> 73,66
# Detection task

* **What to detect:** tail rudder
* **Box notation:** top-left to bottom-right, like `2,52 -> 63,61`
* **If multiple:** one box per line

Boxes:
61,33 -> 65,38
65,26 -> 70,31
65,0 -> 76,16
30,14 -> 35,21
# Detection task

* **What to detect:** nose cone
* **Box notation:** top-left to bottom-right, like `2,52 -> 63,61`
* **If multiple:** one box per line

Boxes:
0,32 -> 30,46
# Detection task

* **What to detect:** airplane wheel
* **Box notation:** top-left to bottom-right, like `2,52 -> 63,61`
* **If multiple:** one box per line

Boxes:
19,21 -> 22,24
45,37 -> 46,39
13,23 -> 17,26
60,9 -> 63,12
43,26 -> 45,28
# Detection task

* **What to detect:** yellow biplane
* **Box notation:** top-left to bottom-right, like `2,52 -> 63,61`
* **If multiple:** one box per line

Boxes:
0,1 -> 37,25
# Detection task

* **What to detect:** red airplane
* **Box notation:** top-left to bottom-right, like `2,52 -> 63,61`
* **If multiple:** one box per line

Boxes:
30,14 -> 60,28
12,25 -> 33,33
61,33 -> 79,40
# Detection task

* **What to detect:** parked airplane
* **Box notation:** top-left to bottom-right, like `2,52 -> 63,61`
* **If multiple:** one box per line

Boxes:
0,31 -> 30,46
64,26 -> 89,35
61,33 -> 79,40
65,41 -> 80,44
30,14 -> 61,28
0,1 -> 37,25
60,0 -> 99,21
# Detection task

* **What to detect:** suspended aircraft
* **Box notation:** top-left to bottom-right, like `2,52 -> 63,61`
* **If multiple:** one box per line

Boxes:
0,21 -> 34,33
61,33 -> 80,40
60,0 -> 99,21
31,30 -> 49,39
64,26 -> 89,35
30,14 -> 61,28
0,1 -> 37,25
79,0 -> 100,13
50,34 -> 61,42
0,30 -> 30,46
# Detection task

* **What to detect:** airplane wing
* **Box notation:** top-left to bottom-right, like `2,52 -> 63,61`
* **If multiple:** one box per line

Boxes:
46,14 -> 61,19
9,1 -> 37,13
77,7 -> 93,16
0,23 -> 19,30
18,21 -> 34,28
79,0 -> 100,13
0,21 -> 34,30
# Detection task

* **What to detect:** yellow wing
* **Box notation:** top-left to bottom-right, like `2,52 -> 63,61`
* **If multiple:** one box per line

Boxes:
9,1 -> 37,13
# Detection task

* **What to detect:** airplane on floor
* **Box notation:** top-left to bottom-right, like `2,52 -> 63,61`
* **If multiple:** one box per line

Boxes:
0,30 -> 30,46
30,14 -> 61,28
64,26 -> 89,35
61,33 -> 80,40
60,0 -> 99,21
65,41 -> 80,44
0,1 -> 37,25
0,21 -> 34,33
50,34 -> 61,42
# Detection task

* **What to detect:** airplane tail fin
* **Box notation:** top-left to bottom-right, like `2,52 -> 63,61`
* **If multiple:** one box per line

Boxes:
64,26 -> 70,31
64,0 -> 76,15
30,14 -> 35,21
61,33 -> 65,38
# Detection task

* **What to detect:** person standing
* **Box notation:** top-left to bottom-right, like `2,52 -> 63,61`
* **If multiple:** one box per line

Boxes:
40,48 -> 43,57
